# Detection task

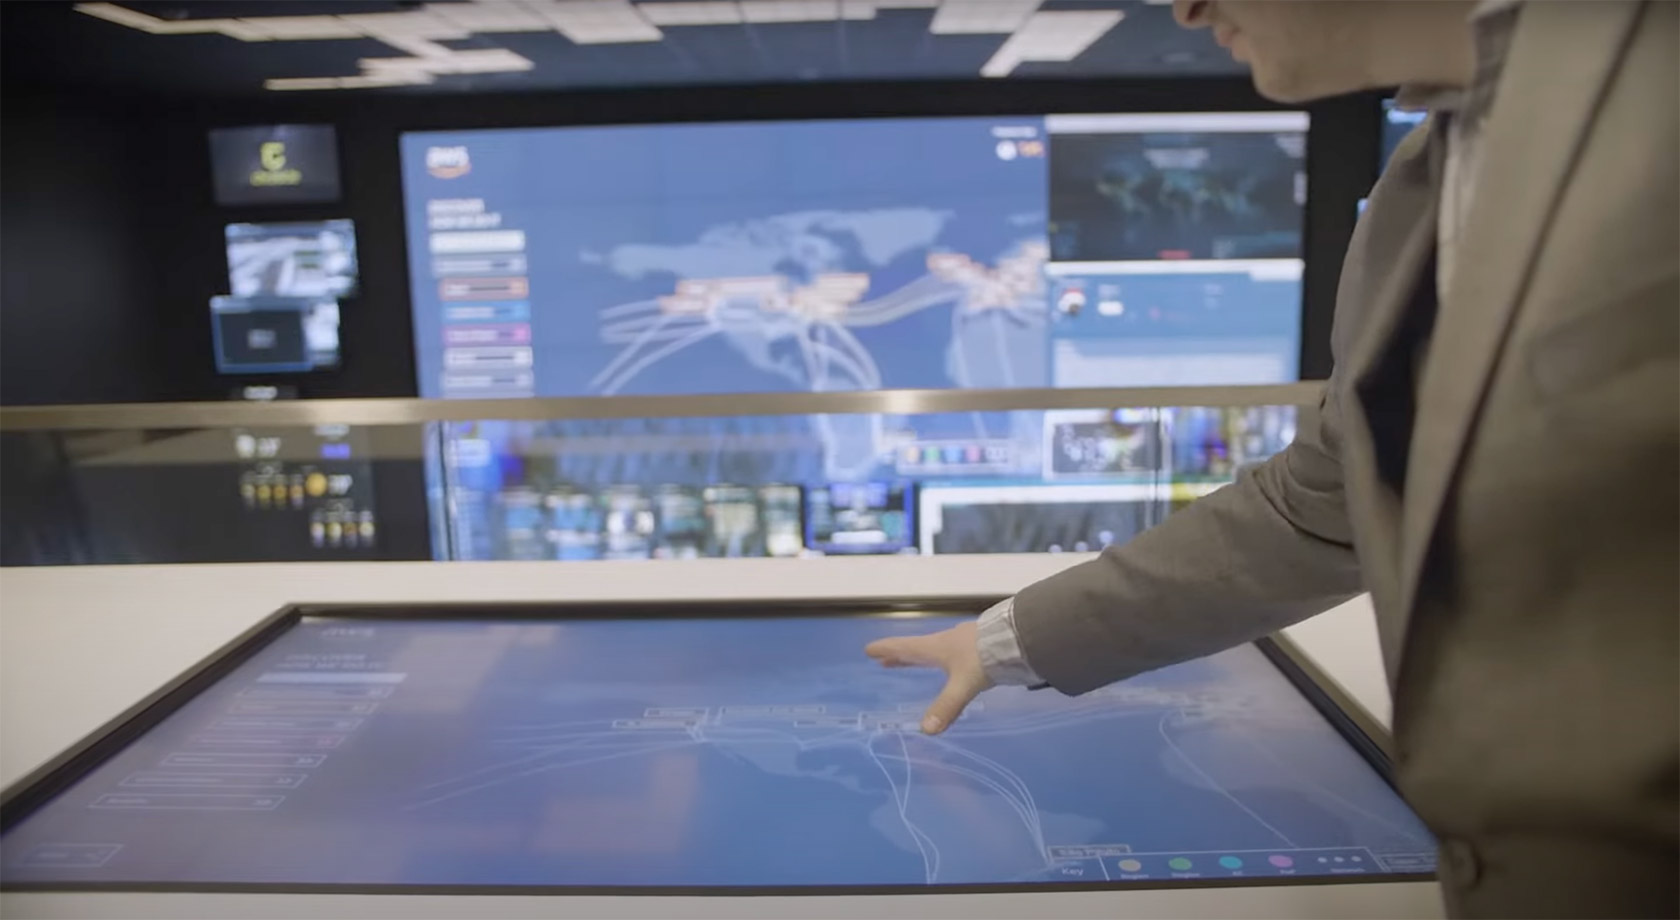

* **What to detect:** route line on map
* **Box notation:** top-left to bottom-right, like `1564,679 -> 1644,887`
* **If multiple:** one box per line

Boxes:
406,739 -> 700,810
864,729 -> 939,883
873,748 -> 1043,855
1230,722 -> 1431,845
1157,711 -> 1298,847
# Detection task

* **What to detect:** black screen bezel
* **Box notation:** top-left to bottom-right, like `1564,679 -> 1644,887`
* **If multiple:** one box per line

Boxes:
0,598 -> 1431,895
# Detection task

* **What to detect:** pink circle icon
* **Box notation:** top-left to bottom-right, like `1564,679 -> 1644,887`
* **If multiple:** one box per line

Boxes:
1268,855 -> 1294,868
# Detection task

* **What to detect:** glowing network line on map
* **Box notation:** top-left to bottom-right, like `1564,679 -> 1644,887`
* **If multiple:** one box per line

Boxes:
588,243 -> 1050,398
406,701 -> 1068,838
403,681 -> 1408,884
410,702 -> 1062,883
1230,722 -> 1434,848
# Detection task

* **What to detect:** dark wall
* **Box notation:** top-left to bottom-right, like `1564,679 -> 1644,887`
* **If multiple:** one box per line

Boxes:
1302,91 -> 1383,379
0,95 -> 162,404
2,78 -> 1378,406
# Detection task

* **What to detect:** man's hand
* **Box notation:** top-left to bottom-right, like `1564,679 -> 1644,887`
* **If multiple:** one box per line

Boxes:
864,621 -> 994,735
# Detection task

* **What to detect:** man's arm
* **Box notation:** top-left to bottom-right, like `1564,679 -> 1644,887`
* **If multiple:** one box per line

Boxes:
868,85 -> 1430,734
998,115 -> 1441,696
1011,390 -> 1362,695
866,388 -> 1364,730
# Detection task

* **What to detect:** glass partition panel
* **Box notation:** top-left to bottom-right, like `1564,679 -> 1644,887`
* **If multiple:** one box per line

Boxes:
428,405 -> 1297,562
1,424 -> 430,566
1,389 -> 1314,566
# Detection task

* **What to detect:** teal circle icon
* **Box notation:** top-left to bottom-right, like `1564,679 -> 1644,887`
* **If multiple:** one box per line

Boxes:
1168,857 -> 1193,871
1219,855 -> 1243,869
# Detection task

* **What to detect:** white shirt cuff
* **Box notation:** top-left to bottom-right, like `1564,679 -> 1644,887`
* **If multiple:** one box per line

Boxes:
976,596 -> 1045,687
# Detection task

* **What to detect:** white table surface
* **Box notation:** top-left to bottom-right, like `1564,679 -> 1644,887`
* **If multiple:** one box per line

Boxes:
0,555 -> 1438,919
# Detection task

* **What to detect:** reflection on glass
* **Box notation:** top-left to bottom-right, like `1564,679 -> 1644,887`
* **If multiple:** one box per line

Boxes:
429,406 -> 1297,562
0,405 -> 1299,566
1,425 -> 387,566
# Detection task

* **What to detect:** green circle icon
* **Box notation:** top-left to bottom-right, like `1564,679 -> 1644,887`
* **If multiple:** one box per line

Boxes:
1168,857 -> 1193,871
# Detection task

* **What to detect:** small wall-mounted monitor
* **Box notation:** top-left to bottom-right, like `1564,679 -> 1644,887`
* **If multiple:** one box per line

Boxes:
226,220 -> 358,300
210,295 -> 340,374
918,480 -> 1156,556
209,124 -> 341,206
805,481 -> 913,555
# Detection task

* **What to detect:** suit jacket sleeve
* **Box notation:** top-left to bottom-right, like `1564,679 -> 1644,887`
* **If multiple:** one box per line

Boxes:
1004,121 -> 1433,694
1014,384 -> 1365,694
1009,116 -> 1444,696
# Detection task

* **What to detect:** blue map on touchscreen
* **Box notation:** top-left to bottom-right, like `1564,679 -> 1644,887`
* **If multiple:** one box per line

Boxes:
1,615 -> 1436,888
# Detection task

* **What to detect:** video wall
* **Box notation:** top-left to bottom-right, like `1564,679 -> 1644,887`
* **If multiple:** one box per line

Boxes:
398,112 -> 1309,562
399,112 -> 1307,400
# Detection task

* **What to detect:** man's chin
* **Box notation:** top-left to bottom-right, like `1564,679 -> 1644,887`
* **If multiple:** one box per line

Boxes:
1248,66 -> 1334,105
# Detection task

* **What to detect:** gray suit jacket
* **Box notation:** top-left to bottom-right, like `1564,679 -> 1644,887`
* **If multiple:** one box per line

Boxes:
1013,3 -> 1679,916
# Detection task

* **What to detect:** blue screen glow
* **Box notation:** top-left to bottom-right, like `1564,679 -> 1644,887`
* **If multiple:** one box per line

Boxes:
2,614 -> 1435,888
400,113 -> 1307,400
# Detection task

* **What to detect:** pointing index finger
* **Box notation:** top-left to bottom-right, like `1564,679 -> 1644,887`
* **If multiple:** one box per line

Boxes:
865,635 -> 936,668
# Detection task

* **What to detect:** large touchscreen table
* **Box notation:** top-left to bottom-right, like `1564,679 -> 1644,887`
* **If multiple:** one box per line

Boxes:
1,611 -> 1436,891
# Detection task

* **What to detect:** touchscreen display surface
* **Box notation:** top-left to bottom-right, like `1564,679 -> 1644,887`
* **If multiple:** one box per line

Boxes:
1,615 -> 1436,889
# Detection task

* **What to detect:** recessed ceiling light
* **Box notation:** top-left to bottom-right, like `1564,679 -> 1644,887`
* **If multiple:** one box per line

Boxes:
267,73 -> 428,90
929,0 -> 1040,35
232,15 -> 362,41
739,0 -> 841,24
840,0 -> 938,16
78,0 -> 1137,91
266,76 -> 355,91
527,0 -> 663,44
981,9 -> 1122,77
339,10 -> 469,41
74,2 -> 166,31
76,2 -> 219,34
428,1 -> 554,33
637,2 -> 746,26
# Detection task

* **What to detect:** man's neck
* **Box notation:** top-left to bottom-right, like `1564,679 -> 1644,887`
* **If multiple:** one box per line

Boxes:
1367,0 -> 1480,91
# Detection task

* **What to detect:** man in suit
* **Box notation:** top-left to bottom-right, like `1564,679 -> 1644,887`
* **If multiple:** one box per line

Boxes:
867,2 -> 1678,916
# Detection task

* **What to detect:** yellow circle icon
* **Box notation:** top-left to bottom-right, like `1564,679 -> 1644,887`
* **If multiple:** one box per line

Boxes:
305,473 -> 328,497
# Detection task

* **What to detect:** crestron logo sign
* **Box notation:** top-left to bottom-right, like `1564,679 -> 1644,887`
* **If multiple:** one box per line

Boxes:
427,146 -> 471,179
250,140 -> 302,188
